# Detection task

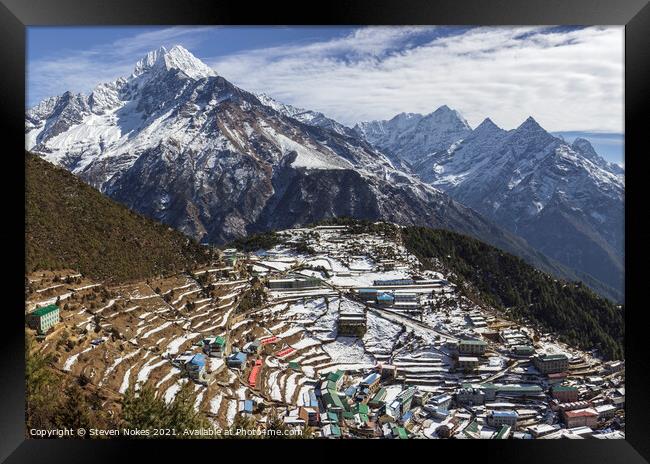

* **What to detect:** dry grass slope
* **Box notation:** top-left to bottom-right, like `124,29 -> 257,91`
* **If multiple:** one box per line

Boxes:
25,152 -> 212,283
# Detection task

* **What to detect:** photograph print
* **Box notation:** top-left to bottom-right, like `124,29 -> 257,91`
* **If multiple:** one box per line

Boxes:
24,25 -> 625,440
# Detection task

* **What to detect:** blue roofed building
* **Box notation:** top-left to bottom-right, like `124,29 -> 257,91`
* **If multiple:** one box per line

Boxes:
186,353 -> 208,384
239,399 -> 254,415
376,292 -> 395,305
227,351 -> 247,368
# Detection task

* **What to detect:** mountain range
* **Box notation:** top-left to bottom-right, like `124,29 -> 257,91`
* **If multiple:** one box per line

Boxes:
355,110 -> 624,298
25,45 -> 624,301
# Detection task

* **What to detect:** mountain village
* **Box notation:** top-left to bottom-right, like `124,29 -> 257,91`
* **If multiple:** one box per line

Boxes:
25,223 -> 625,439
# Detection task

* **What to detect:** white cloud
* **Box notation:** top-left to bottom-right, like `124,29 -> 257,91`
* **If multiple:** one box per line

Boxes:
209,26 -> 624,133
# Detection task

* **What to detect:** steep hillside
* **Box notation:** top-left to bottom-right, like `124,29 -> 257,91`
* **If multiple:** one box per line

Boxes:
25,152 -> 211,282
401,226 -> 624,360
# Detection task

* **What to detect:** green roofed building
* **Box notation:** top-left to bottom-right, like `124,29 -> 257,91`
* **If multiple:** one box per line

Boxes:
323,390 -> 346,411
327,369 -> 344,386
458,338 -> 488,355
551,384 -> 579,402
493,424 -> 512,439
369,387 -> 387,408
325,380 -> 339,392
288,361 -> 300,371
392,425 -> 408,439
326,410 -> 340,424
330,424 -> 342,438
355,403 -> 369,415
513,345 -> 535,356
27,304 -> 60,335
203,335 -> 227,358
463,419 -> 480,438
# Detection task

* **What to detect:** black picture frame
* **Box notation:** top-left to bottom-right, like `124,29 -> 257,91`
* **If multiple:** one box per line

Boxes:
1,0 -> 648,462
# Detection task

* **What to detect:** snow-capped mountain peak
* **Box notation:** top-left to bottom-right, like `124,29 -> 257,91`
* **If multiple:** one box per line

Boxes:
355,106 -> 473,164
422,105 -> 471,131
133,45 -> 217,80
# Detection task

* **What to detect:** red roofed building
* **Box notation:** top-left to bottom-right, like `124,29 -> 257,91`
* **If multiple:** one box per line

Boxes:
563,408 -> 598,428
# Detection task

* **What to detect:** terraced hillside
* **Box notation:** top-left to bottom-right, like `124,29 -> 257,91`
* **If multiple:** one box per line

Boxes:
26,222 -> 624,438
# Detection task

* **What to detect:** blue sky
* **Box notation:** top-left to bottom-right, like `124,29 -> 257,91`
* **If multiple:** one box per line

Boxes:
27,26 -> 624,165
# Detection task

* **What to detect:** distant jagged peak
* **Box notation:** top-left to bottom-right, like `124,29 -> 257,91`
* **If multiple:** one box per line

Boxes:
132,44 -> 218,80
474,117 -> 503,133
516,115 -> 547,133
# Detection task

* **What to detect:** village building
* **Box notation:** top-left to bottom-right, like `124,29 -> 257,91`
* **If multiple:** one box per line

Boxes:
355,372 -> 381,402
27,304 -> 60,335
226,351 -> 247,369
337,312 -> 366,337
512,345 -> 535,357
186,353 -> 209,384
376,292 -> 395,305
457,356 -> 479,372
533,353 -> 569,374
527,424 -> 560,438
299,406 -> 320,426
393,292 -> 418,303
595,404 -> 617,419
492,424 -> 513,439
368,387 -> 387,410
458,339 -> 488,355
243,340 -> 261,354
429,394 -> 453,411
302,389 -> 319,409
610,387 -> 625,407
267,276 -> 322,290
486,410 -> 518,428
372,278 -> 414,286
604,360 -> 624,374
327,370 -> 345,390
563,408 -> 599,428
495,384 -> 544,399
456,386 -> 486,405
202,335 -> 227,358
551,385 -> 579,403
386,387 -> 417,420
357,288 -> 378,301
239,399 -> 254,415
